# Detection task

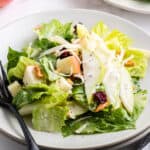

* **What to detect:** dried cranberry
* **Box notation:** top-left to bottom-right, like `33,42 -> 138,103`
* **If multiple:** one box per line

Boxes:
93,91 -> 107,104
59,51 -> 72,59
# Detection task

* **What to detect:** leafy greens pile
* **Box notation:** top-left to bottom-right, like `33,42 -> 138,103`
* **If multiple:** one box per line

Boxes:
6,19 -> 149,136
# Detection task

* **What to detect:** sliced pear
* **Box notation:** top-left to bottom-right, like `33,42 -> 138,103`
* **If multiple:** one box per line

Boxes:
103,62 -> 121,109
82,50 -> 102,104
56,56 -> 81,74
79,30 -> 134,112
120,66 -> 134,113
80,34 -> 107,104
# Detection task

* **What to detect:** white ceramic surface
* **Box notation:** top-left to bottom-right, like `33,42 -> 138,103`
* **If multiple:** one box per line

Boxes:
105,0 -> 150,14
0,9 -> 150,149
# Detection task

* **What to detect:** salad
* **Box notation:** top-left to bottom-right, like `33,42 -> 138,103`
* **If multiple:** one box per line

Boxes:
7,19 -> 149,136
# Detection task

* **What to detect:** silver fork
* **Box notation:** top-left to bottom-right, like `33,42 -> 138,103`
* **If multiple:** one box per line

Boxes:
0,61 -> 39,150
137,133 -> 150,150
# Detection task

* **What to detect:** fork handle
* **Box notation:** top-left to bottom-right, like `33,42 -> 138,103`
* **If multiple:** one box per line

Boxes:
7,104 -> 40,150
137,132 -> 150,150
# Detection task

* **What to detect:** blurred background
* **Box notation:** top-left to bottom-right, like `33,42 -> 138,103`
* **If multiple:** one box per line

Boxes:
0,0 -> 150,32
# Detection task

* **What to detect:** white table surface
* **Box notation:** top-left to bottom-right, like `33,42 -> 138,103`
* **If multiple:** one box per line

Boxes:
0,0 -> 150,149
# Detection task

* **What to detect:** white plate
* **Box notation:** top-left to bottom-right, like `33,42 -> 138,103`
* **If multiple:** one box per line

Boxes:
0,9 -> 150,149
105,0 -> 150,14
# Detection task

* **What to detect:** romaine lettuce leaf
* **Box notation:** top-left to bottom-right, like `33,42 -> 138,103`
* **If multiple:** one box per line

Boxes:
72,85 -> 87,107
132,77 -> 141,93
42,83 -> 69,106
13,83 -> 69,109
92,22 -> 131,50
92,21 -> 109,38
23,38 -> 59,58
13,83 -> 50,108
39,57 -> 59,81
8,56 -> 37,81
42,54 -> 57,68
7,47 -> 27,71
105,30 -> 131,50
62,107 -> 134,136
62,89 -> 147,136
132,89 -> 147,120
34,19 -> 74,41
77,24 -> 89,38
18,83 -> 69,131
124,48 -> 148,78
32,105 -> 68,132
33,38 -> 59,50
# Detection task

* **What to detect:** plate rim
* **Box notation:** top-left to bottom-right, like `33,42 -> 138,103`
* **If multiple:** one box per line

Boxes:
0,8 -> 150,149
0,125 -> 149,150
104,0 -> 150,14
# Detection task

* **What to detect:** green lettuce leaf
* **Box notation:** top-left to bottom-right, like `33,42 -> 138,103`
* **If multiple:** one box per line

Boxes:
105,30 -> 131,50
19,88 -> 68,116
62,107 -> 134,136
7,47 -> 27,71
71,85 -> 87,107
92,22 -> 131,50
124,49 -> 148,78
41,83 -> 69,106
32,105 -> 68,132
14,82 -> 68,110
34,19 -> 74,41
39,57 -> 59,81
132,89 -> 147,121
76,24 -> 89,38
44,54 -> 57,68
92,21 -> 109,38
8,56 -> 37,81
62,89 -> 147,136
23,38 -> 59,58
33,38 -> 59,50
20,83 -> 69,131
13,83 -> 50,108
